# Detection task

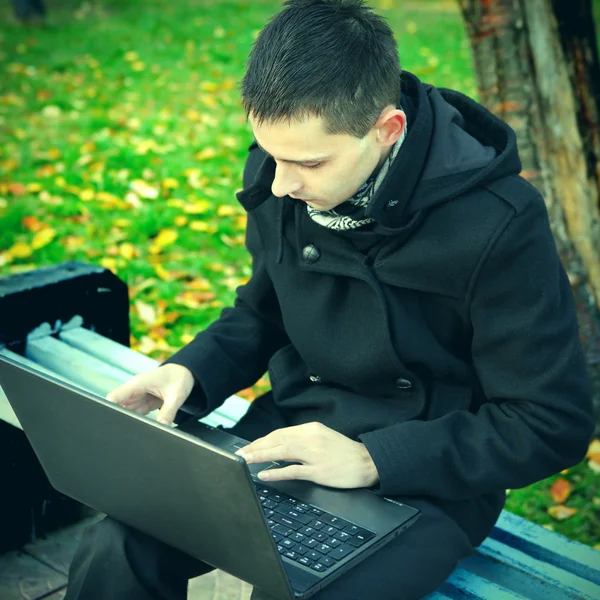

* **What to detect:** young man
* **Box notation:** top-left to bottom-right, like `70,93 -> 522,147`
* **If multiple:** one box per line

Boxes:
65,1 -> 595,599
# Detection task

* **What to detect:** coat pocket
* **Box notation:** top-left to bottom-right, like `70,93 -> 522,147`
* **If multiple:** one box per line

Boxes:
427,381 -> 473,420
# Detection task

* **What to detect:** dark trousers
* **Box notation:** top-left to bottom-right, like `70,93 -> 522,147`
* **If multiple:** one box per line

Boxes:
64,400 -> 487,600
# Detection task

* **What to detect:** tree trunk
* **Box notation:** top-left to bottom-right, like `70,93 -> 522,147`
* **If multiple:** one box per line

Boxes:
458,0 -> 600,431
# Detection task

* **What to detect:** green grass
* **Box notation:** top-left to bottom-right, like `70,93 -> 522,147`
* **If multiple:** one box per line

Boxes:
0,0 -> 599,548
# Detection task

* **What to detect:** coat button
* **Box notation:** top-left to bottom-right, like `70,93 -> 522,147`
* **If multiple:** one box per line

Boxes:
396,378 -> 412,390
302,245 -> 321,263
309,374 -> 322,383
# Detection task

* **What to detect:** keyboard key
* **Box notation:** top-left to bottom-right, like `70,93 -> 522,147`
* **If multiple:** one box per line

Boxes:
263,509 -> 275,518
323,526 -> 338,536
296,503 -> 311,512
270,494 -> 285,503
328,544 -> 355,560
293,544 -> 309,555
272,533 -> 283,543
319,514 -> 349,529
342,524 -> 360,535
277,545 -> 285,554
309,520 -> 326,530
300,526 -> 315,537
281,539 -> 295,548
336,531 -> 351,541
319,555 -> 337,567
289,532 -> 306,543
306,539 -> 319,548
313,532 -> 328,542
298,556 -> 312,567
310,508 -> 323,516
317,544 -> 331,554
310,563 -> 326,572
326,538 -> 342,548
306,550 -> 322,561
257,488 -> 271,496
274,505 -> 312,525
264,499 -> 278,509
272,514 -> 302,531
347,531 -> 375,547
272,524 -> 292,537
284,551 -> 298,560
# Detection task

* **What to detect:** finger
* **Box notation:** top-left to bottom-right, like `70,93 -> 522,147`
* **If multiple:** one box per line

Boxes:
106,381 -> 143,405
236,444 -> 293,464
156,398 -> 180,425
257,464 -> 312,482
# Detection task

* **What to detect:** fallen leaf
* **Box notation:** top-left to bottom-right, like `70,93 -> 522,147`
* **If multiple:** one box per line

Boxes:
130,179 -> 159,199
550,478 -> 572,504
22,216 -> 45,232
119,243 -> 137,260
154,228 -> 178,248
8,183 -> 27,196
217,204 -> 237,217
587,439 -> 600,463
135,300 -> 157,327
8,241 -> 33,259
31,228 -> 56,250
187,277 -> 212,291
588,460 -> 600,474
195,147 -> 217,161
547,505 -> 577,521
175,290 -> 216,308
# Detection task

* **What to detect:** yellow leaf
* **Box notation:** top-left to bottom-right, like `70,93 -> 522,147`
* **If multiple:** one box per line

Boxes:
130,179 -> 159,199
154,228 -> 178,248
184,200 -> 211,214
217,204 -> 236,217
8,241 -> 33,259
174,215 -> 188,227
187,277 -> 211,291
124,51 -> 139,62
100,257 -> 118,272
235,215 -> 247,230
80,189 -> 95,202
167,199 -> 186,208
27,182 -> 42,193
180,333 -> 195,345
201,81 -> 219,92
200,95 -> 217,109
189,220 -> 209,232
406,21 -> 418,34
162,178 -> 179,189
132,61 -> 145,72
135,300 -> 157,326
119,242 -> 137,260
46,147 -> 62,160
154,263 -> 171,281
587,439 -> 600,463
63,236 -> 85,251
31,228 -> 56,250
195,147 -> 217,161
114,218 -> 131,228
547,505 -> 577,521
589,459 -> 600,474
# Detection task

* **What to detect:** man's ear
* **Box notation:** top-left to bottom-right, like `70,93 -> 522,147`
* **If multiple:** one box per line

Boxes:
376,109 -> 406,147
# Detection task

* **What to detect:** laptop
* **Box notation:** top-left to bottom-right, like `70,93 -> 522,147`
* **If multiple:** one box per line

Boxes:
0,353 -> 420,599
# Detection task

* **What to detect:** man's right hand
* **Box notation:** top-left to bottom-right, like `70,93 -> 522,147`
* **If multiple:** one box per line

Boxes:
105,363 -> 196,426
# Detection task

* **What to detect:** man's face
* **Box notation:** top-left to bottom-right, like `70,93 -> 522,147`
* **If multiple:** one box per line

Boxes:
249,113 -> 388,212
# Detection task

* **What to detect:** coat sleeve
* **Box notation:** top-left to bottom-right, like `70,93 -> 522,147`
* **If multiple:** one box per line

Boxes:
160,210 -> 288,414
358,194 -> 595,501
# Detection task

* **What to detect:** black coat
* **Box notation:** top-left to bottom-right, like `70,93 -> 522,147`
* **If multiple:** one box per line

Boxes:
164,72 -> 595,545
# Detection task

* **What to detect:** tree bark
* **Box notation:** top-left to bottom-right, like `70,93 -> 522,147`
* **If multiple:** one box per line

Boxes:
458,0 -> 600,430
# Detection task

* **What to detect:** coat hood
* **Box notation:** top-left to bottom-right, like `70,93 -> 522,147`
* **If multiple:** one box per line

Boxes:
366,71 -> 523,232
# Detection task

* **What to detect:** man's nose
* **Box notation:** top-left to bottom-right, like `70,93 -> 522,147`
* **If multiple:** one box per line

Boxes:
271,164 -> 302,198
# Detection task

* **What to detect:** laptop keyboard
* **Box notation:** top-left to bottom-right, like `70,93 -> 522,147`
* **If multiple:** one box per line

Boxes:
255,483 -> 376,573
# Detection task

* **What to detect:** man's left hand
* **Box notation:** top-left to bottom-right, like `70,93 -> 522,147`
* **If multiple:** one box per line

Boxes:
234,422 -> 380,489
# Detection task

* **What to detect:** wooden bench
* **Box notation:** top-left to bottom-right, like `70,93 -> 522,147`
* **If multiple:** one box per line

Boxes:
2,326 -> 599,599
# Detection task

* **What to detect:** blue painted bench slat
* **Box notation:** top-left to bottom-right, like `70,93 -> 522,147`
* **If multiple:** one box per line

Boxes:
1,325 -> 599,599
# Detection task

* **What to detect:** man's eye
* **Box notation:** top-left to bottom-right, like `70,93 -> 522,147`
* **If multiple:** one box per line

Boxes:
299,163 -> 323,170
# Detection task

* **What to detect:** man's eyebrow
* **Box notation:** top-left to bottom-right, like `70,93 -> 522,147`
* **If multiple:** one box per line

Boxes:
254,141 -> 330,165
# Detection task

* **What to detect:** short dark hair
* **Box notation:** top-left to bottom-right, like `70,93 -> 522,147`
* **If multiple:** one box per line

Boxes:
241,0 -> 402,138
